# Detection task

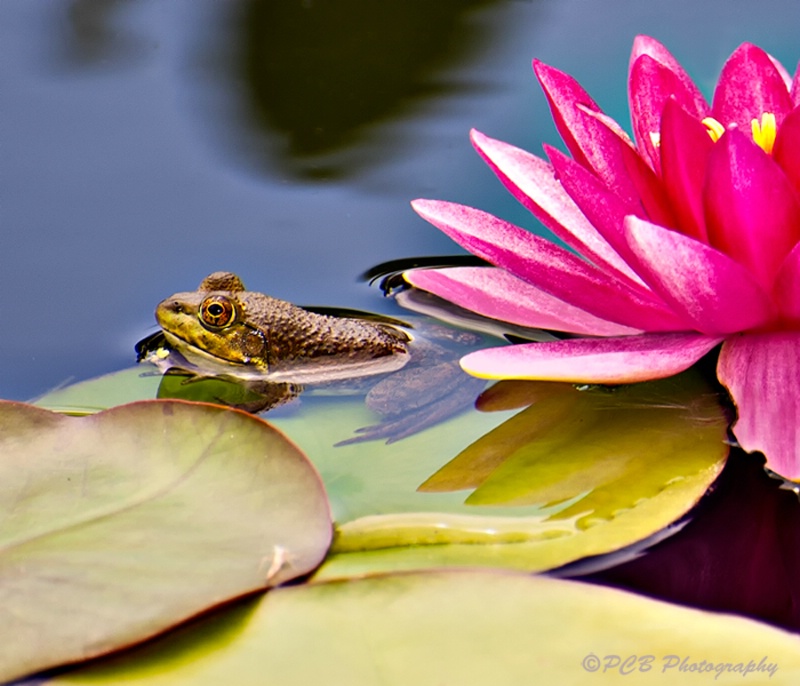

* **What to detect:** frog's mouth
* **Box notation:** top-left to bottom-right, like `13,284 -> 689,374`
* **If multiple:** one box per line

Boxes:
154,331 -> 257,376
159,331 -> 411,384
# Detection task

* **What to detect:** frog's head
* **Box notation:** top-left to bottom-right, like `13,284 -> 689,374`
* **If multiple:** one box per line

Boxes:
155,272 -> 269,373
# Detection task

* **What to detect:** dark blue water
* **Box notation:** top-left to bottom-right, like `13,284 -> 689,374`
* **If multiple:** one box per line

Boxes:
4,0 -> 800,402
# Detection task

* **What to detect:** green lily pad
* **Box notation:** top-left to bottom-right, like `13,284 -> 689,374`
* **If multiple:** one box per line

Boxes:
34,367 -> 163,414
0,400 -> 331,684
49,570 -> 800,685
35,365 -> 728,578
433,373 -> 726,513
302,371 -> 728,579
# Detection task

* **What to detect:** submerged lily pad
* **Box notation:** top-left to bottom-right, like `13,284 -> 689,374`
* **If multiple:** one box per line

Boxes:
304,370 -> 728,579
50,571 -> 800,685
429,373 -> 726,511
0,400 -> 331,684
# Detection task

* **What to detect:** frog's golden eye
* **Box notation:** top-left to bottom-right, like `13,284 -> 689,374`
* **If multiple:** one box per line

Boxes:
199,295 -> 236,329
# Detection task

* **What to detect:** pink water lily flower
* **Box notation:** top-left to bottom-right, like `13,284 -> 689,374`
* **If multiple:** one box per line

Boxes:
406,36 -> 800,480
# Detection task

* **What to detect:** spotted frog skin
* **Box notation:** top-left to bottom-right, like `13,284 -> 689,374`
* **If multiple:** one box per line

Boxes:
145,272 -> 485,444
155,272 -> 412,383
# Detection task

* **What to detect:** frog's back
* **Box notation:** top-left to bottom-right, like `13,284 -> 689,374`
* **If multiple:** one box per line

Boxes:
239,291 -> 410,370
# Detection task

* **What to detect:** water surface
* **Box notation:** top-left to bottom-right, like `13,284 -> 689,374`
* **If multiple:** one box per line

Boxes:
4,0 -> 800,400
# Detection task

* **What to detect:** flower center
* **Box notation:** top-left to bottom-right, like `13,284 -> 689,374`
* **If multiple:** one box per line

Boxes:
701,113 -> 777,154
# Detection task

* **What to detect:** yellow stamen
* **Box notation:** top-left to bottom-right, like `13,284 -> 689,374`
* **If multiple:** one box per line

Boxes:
700,113 -> 777,153
702,117 -> 726,142
649,131 -> 661,148
751,112 -> 777,154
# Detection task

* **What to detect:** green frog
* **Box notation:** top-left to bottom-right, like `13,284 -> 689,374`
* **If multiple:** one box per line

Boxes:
138,271 -> 486,444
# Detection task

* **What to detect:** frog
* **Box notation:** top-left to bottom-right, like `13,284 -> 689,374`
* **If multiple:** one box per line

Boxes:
138,271 -> 487,444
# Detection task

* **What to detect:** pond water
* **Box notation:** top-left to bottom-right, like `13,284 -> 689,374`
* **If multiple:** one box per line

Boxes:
5,0 -> 800,653
6,0 -> 800,402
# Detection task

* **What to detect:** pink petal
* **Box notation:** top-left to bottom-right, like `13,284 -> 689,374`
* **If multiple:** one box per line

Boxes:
624,216 -> 776,335
704,128 -> 800,289
533,60 -> 639,207
659,98 -> 713,242
712,43 -> 794,130
628,51 -> 709,170
718,332 -> 800,480
405,266 -> 640,337
546,145 -> 643,268
629,36 -> 709,114
772,242 -> 800,325
791,61 -> 800,107
411,199 -> 688,332
460,333 -> 722,383
576,107 -> 679,229
768,52 -> 794,92
469,129 -> 637,281
772,107 -> 800,196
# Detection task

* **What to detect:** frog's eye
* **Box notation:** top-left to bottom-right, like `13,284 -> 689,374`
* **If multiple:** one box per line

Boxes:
199,295 -> 236,329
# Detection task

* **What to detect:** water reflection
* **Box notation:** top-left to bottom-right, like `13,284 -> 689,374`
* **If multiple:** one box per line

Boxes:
62,0 -> 148,67
237,0 -> 496,177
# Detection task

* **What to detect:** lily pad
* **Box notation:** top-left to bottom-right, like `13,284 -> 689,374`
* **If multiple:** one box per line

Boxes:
35,365 -> 729,579
429,373 -> 726,512
34,367 -> 163,415
304,370 -> 728,579
49,570 -> 800,685
0,400 -> 331,684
